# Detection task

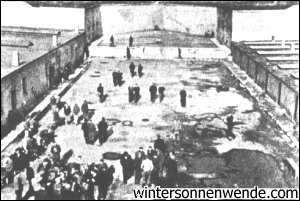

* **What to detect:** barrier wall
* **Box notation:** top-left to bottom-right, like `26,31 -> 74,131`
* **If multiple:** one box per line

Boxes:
1,32 -> 86,127
231,43 -> 299,123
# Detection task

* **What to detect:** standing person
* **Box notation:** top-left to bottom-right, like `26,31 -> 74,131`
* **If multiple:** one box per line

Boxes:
141,156 -> 154,187
116,71 -> 123,86
64,103 -> 72,124
154,134 -> 166,153
112,71 -> 117,87
97,117 -> 108,145
128,86 -> 134,103
149,84 -> 157,103
126,47 -> 131,60
135,147 -> 146,160
120,152 -> 134,184
180,88 -> 187,107
129,35 -> 134,47
81,118 -> 89,143
73,103 -> 80,125
96,166 -> 107,200
51,143 -> 61,167
97,83 -> 104,101
14,170 -> 25,200
134,147 -> 145,185
165,152 -> 178,187
138,63 -> 143,77
26,161 -> 34,193
133,84 -> 140,103
147,146 -> 155,160
129,62 -> 136,77
158,86 -> 165,103
110,35 -> 115,46
178,48 -> 182,59
53,108 -> 61,127
81,100 -> 89,120
151,152 -> 160,186
226,115 -> 235,139
4,156 -> 14,184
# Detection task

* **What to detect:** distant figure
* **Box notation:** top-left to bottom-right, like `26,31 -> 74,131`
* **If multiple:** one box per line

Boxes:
81,118 -> 88,143
126,47 -> 131,60
73,103 -> 80,125
129,62 -> 136,77
110,35 -> 115,47
154,134 -> 166,153
116,71 -> 123,86
158,86 -> 165,103
97,83 -> 104,101
81,100 -> 89,120
98,117 -> 108,145
180,89 -> 187,107
129,35 -> 134,47
210,31 -> 215,38
226,115 -> 235,139
178,48 -> 182,59
165,152 -> 178,187
128,86 -> 134,103
134,147 -> 145,185
120,152 -> 134,184
133,84 -> 140,103
63,103 -> 72,124
138,63 -> 143,77
149,83 -> 157,103
112,71 -> 117,87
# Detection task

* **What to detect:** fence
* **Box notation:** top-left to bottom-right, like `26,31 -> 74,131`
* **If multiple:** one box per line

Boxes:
231,43 -> 299,123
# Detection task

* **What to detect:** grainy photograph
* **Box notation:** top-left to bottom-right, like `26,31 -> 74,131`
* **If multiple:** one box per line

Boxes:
1,1 -> 299,200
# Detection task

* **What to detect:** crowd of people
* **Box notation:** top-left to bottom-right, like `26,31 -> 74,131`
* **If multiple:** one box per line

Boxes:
119,134 -> 178,188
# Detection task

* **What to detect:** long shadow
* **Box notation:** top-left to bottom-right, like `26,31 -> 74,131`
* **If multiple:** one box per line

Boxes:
100,94 -> 109,103
118,80 -> 126,87
134,95 -> 142,103
97,128 -> 114,145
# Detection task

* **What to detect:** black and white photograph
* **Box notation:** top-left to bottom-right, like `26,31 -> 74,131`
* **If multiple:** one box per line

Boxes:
1,1 -> 299,200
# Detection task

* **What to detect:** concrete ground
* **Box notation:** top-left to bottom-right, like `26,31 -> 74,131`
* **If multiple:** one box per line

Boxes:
2,55 -> 298,199
1,39 -> 299,199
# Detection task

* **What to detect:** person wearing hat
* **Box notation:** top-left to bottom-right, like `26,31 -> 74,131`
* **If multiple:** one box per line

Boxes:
98,157 -> 108,171
154,134 -> 166,153
149,83 -> 157,103
120,152 -> 134,184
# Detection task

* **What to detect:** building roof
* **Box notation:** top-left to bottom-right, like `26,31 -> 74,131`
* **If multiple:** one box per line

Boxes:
234,41 -> 299,94
1,26 -> 81,78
